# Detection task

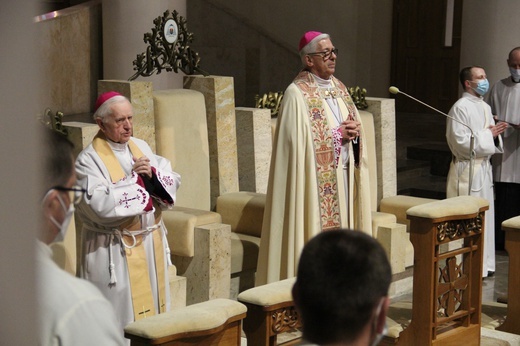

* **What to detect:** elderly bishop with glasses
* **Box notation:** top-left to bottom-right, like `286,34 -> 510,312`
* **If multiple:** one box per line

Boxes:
256,31 -> 372,285
74,92 -> 181,339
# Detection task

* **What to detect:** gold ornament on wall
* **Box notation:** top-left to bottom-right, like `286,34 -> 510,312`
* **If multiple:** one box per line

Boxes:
255,91 -> 284,118
129,9 -> 208,81
347,86 -> 368,110
39,108 -> 68,136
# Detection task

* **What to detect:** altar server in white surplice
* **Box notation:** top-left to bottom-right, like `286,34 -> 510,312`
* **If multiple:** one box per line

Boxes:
75,92 -> 181,335
446,66 -> 507,278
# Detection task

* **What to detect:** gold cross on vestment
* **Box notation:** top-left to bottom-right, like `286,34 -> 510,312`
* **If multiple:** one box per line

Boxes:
323,89 -> 338,98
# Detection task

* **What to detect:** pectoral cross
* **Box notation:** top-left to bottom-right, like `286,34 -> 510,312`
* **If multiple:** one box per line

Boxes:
139,306 -> 151,318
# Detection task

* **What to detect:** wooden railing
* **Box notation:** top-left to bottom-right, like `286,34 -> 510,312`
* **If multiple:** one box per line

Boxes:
396,196 -> 489,345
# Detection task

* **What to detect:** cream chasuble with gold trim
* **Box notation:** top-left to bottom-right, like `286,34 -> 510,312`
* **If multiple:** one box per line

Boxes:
256,71 -> 372,285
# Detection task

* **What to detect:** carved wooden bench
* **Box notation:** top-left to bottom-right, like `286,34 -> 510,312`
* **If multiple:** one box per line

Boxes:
237,278 -> 301,346
124,298 -> 246,346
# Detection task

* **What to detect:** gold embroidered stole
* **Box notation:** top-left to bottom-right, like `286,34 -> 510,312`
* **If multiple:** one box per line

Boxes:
293,72 -> 364,230
92,131 -> 167,320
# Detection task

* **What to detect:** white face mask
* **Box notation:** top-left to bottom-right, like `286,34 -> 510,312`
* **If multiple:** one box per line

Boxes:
509,67 -> 520,82
45,191 -> 74,243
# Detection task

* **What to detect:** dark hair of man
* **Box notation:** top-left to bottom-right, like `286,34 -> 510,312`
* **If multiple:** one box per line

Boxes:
43,128 -> 75,192
293,229 -> 392,344
459,66 -> 474,89
459,65 -> 483,90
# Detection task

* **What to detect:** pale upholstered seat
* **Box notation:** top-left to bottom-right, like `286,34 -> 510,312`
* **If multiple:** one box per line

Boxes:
237,278 -> 300,346
124,298 -> 247,346
216,191 -> 265,297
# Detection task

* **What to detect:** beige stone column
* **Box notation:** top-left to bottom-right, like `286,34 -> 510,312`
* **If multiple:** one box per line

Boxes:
98,80 -> 156,152
366,97 -> 397,205
235,107 -> 272,194
184,75 -> 240,209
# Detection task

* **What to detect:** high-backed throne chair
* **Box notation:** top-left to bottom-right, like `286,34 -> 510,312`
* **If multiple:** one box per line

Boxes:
153,88 -> 264,304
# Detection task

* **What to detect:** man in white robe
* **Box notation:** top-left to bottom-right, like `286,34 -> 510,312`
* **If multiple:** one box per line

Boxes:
38,129 -> 124,345
75,92 -> 181,334
446,66 -> 507,277
486,47 -> 520,251
256,31 -> 372,285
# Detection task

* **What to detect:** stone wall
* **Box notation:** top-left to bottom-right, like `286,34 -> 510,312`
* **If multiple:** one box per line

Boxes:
36,0 -> 102,117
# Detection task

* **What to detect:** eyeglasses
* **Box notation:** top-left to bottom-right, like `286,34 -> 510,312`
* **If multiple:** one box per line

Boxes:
308,48 -> 339,60
52,185 -> 86,205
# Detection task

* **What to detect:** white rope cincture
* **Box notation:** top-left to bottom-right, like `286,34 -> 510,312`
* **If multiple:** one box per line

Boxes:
85,220 -> 164,285
161,219 -> 173,266
109,232 -> 118,285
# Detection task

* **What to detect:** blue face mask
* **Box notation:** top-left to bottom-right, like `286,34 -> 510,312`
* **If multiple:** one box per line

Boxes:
471,78 -> 489,96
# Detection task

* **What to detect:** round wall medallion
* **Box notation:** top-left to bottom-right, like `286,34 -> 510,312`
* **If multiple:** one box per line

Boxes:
164,19 -> 178,44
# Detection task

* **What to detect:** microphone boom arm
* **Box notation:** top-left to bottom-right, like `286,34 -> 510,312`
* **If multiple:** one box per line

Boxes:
390,87 -> 475,195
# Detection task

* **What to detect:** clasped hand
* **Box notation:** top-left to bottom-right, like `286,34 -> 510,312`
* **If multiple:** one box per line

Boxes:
340,120 -> 361,142
133,156 -> 152,178
489,122 -> 508,138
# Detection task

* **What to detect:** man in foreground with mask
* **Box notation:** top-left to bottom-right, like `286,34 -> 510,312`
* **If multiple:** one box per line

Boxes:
445,66 -> 507,278
38,129 -> 124,345
292,229 -> 391,346
486,47 -> 520,251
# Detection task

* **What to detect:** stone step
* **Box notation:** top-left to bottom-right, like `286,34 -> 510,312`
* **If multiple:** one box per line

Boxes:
397,159 -> 430,180
397,157 -> 447,200
406,142 -> 451,177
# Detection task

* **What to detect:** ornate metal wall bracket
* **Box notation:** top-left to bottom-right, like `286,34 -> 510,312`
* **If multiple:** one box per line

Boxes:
40,108 -> 68,136
129,9 -> 208,81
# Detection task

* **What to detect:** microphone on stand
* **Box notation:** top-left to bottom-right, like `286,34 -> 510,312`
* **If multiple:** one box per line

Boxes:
389,86 -> 475,195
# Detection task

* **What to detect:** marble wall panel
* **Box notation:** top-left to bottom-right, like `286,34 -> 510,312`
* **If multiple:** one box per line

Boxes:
184,75 -> 239,209
367,97 -> 397,204
37,1 -> 102,116
235,107 -> 272,194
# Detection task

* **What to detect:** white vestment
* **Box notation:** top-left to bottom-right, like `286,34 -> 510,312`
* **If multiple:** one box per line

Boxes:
36,241 -> 125,345
445,92 -> 503,276
75,136 -> 180,333
487,77 -> 520,183
256,71 -> 372,285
